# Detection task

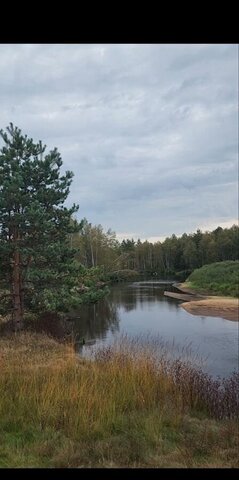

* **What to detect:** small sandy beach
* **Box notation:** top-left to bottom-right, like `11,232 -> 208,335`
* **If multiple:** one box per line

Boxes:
181,297 -> 238,322
175,283 -> 239,322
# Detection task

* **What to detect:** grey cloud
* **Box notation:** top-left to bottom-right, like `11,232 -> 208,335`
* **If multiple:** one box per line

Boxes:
169,44 -> 237,71
0,44 -> 237,240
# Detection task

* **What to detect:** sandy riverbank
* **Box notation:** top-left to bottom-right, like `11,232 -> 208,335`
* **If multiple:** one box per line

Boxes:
175,283 -> 239,322
181,297 -> 238,322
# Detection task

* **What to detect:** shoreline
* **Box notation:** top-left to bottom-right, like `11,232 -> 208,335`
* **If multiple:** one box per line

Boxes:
174,283 -> 239,322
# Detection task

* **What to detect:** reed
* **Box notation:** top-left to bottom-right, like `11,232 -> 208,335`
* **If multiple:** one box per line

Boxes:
0,332 -> 238,467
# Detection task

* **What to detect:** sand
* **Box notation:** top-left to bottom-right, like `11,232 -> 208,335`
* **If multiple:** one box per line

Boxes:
181,297 -> 239,322
174,283 -> 239,322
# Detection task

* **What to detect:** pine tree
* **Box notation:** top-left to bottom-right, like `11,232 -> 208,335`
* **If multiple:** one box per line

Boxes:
0,123 -> 82,331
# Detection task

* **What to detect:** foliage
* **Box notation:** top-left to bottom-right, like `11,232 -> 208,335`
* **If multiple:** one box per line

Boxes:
72,222 -> 239,281
187,261 -> 239,297
107,269 -> 140,282
0,124 -> 107,328
174,269 -> 192,281
70,218 -> 119,270
115,226 -> 239,277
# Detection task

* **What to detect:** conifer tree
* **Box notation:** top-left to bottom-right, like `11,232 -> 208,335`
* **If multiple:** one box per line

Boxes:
0,123 -> 82,331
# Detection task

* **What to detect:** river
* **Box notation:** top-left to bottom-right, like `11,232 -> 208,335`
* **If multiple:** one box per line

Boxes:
70,281 -> 238,378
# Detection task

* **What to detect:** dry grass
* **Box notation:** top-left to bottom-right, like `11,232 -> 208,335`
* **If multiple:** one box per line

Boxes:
0,332 -> 238,468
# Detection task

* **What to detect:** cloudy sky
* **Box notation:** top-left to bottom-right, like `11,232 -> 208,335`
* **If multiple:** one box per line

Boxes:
0,44 -> 238,242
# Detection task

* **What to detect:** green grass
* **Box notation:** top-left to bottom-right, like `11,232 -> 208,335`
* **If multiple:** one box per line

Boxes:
186,261 -> 239,297
0,333 -> 238,468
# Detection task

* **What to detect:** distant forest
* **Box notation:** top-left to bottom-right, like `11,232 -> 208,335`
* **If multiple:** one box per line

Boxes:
71,221 -> 239,280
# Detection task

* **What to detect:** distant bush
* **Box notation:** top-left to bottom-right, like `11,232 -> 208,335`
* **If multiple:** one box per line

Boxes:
108,269 -> 140,282
187,261 -> 239,297
175,269 -> 192,281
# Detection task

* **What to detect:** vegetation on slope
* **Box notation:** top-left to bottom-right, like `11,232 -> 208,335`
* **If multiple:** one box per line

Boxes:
186,261 -> 239,297
0,333 -> 238,468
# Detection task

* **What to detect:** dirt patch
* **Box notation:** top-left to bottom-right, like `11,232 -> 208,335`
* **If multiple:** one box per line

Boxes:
181,297 -> 239,322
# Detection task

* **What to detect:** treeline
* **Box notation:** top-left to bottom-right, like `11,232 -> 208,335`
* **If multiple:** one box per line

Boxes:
71,221 -> 239,280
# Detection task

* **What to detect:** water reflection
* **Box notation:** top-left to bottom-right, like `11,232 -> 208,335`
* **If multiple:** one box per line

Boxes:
109,282 -> 180,312
70,295 -> 120,342
70,281 -> 238,378
71,281 -> 178,341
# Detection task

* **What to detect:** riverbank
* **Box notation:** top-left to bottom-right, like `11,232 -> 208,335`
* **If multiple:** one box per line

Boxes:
0,332 -> 238,468
175,283 -> 239,322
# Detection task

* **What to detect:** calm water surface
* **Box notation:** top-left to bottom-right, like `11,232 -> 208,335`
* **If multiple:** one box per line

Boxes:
71,281 -> 238,378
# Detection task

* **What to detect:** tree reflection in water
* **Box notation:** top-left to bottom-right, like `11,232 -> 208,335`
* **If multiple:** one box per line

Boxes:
108,282 -> 179,312
0,282 -> 175,346
70,295 -> 120,343
70,281 -> 178,343
67,281 -> 238,378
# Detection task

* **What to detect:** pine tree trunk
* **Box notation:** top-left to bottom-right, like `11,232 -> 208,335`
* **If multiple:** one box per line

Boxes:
90,238 -> 95,267
12,245 -> 23,332
20,271 -> 24,322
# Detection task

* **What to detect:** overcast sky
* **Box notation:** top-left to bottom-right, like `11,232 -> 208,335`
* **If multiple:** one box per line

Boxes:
0,44 -> 238,242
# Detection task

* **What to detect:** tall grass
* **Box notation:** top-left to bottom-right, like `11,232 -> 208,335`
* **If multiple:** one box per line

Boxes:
93,335 -> 239,420
0,332 -> 238,467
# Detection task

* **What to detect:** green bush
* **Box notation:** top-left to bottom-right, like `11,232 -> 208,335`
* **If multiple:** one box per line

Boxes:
108,270 -> 140,282
187,261 -> 239,297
